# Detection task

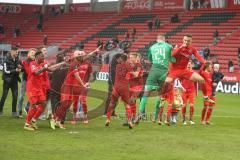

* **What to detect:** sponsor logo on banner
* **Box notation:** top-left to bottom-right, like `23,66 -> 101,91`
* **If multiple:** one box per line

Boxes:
70,3 -> 90,12
234,0 -> 240,5
216,81 -> 240,94
228,0 -> 240,8
0,4 -> 21,13
0,64 -> 3,71
223,76 -> 238,82
154,0 -> 183,10
96,72 -> 109,81
123,0 -> 151,11
222,73 -> 240,82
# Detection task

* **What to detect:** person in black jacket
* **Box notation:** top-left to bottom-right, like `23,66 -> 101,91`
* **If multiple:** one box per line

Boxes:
49,52 -> 68,117
212,63 -> 224,97
0,47 -> 22,117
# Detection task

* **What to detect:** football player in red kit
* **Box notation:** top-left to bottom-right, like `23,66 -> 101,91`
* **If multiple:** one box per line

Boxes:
126,52 -> 144,120
71,53 -> 93,125
37,46 -> 51,119
181,61 -> 197,125
165,34 -> 205,84
24,51 -> 63,131
199,62 -> 214,125
105,54 -> 137,129
50,47 -> 100,130
164,34 -> 205,125
158,83 -> 174,125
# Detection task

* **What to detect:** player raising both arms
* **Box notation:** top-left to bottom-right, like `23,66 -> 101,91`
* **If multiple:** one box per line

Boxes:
135,34 -> 174,124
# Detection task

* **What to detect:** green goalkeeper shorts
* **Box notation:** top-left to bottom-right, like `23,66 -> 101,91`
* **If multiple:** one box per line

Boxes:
145,66 -> 168,91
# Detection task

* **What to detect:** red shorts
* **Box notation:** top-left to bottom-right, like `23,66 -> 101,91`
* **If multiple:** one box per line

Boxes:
61,84 -> 87,101
112,85 -> 132,105
204,96 -> 216,107
182,92 -> 195,104
27,88 -> 46,105
161,90 -> 174,103
168,69 -> 194,80
130,85 -> 143,99
201,84 -> 212,97
172,109 -> 179,113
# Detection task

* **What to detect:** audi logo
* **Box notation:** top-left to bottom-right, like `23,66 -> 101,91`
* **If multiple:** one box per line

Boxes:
96,72 -> 109,81
0,5 -> 22,14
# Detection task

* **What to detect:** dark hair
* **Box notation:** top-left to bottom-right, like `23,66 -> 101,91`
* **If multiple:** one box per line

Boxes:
121,54 -> 128,61
37,46 -> 46,52
184,34 -> 192,38
35,51 -> 43,57
114,53 -> 123,60
12,46 -> 18,51
204,62 -> 211,70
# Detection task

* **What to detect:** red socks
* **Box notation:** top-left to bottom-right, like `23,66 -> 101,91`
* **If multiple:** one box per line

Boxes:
125,105 -> 132,122
190,105 -> 194,120
80,96 -> 88,114
201,107 -> 207,122
33,105 -> 45,120
166,104 -> 172,122
26,107 -> 37,124
158,107 -> 164,121
131,104 -> 136,118
182,105 -> 186,120
206,107 -> 213,122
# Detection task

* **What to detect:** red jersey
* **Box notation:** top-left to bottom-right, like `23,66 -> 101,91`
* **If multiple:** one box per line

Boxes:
41,60 -> 50,91
63,60 -> 80,87
22,59 -> 30,75
171,44 -> 205,70
114,62 -> 133,86
78,61 -> 92,83
199,67 -> 212,96
27,61 -> 45,95
127,62 -> 144,88
180,78 -> 196,94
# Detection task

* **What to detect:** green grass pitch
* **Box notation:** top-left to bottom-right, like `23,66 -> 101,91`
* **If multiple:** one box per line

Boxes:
0,80 -> 240,160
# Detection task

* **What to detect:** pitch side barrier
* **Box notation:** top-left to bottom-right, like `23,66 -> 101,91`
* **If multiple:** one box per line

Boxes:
95,69 -> 240,95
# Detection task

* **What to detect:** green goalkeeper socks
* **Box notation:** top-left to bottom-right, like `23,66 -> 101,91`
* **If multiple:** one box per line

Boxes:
154,98 -> 161,121
139,96 -> 148,113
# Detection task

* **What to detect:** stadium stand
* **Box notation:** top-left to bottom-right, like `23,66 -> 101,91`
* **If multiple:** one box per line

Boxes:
0,5 -> 239,74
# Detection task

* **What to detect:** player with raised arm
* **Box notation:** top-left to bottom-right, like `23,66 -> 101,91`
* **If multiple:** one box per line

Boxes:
165,34 -> 206,84
50,47 -> 100,130
71,53 -> 93,125
24,51 -> 65,131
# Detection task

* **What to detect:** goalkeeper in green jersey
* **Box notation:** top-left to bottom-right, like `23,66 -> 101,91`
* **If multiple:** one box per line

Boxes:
135,34 -> 174,124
